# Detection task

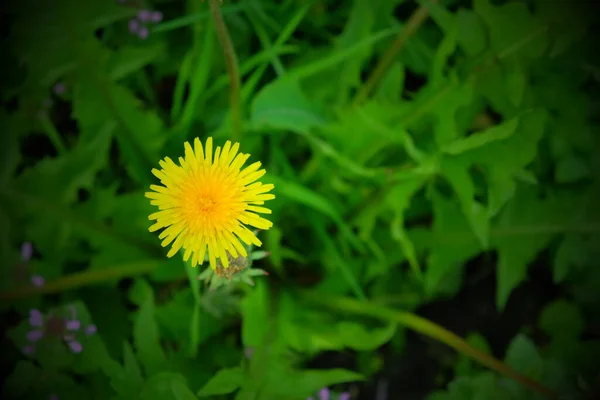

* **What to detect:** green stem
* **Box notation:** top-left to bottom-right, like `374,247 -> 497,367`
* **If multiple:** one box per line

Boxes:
305,294 -> 559,399
0,260 -> 161,302
209,0 -> 242,142
353,0 -> 437,106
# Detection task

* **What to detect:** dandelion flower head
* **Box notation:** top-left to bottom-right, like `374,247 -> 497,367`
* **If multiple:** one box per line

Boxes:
145,137 -> 275,270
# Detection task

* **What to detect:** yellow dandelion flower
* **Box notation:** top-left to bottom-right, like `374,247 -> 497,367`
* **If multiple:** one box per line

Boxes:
145,137 -> 275,270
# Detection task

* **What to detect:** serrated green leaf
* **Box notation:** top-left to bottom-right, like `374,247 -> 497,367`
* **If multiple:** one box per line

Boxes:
425,192 -> 481,295
197,367 -> 245,397
133,279 -> 166,376
504,334 -> 543,380
492,187 -> 568,309
251,76 -> 325,133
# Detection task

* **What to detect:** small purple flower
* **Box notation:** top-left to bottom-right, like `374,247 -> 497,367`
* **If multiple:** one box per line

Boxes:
65,320 -> 81,331
31,275 -> 45,287
150,11 -> 163,23
338,393 -> 351,400
27,330 -> 44,342
49,394 -> 59,400
128,18 -> 140,34
21,242 -> 33,261
68,340 -> 83,353
138,9 -> 152,22
138,26 -> 149,40
85,325 -> 97,336
22,345 -> 35,355
29,309 -> 44,327
319,388 -> 330,400
53,82 -> 66,95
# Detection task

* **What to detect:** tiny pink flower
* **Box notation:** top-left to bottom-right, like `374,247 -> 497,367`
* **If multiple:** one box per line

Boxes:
29,309 -> 44,327
85,325 -> 97,335
128,18 -> 140,34
21,242 -> 33,261
138,9 -> 152,22
138,26 -> 149,40
26,330 -> 44,342
68,340 -> 83,353
65,320 -> 81,331
31,275 -> 45,287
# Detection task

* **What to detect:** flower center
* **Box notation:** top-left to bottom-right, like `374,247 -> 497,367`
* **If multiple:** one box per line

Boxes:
197,197 -> 217,213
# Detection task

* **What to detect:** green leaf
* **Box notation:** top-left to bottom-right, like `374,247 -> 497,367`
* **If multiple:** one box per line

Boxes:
14,125 -> 111,204
251,76 -> 326,134
2,361 -> 40,398
279,293 -> 396,353
425,192 -> 481,295
108,42 -> 166,81
333,0 -> 375,102
133,279 -> 166,376
538,300 -> 584,341
197,367 -> 245,397
260,367 -> 363,398
387,178 -> 428,277
441,117 -> 519,155
553,233 -> 590,283
266,174 -> 361,250
103,342 -> 144,398
454,333 -> 492,377
241,280 -> 270,348
139,372 -> 197,400
504,60 -> 527,107
474,0 -> 549,61
492,187 -> 569,309
430,17 -> 457,88
440,157 -> 489,249
555,154 -> 590,183
504,334 -> 543,380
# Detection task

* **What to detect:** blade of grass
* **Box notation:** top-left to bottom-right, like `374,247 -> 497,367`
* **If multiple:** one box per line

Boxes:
173,22 -> 216,134
240,5 -> 310,102
245,8 -> 285,76
289,26 -> 402,80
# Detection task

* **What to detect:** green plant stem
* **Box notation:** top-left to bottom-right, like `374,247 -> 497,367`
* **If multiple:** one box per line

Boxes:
209,0 -> 242,142
306,294 -> 559,399
0,260 -> 161,302
353,0 -> 438,106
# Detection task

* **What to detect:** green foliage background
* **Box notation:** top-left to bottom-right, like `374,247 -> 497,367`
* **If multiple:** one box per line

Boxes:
1,0 -> 599,399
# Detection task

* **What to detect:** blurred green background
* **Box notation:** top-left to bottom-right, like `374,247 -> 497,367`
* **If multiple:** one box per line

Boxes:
1,0 -> 600,399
